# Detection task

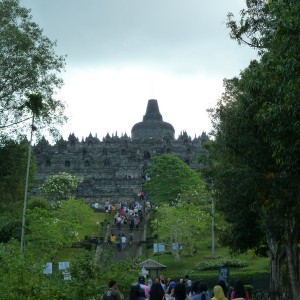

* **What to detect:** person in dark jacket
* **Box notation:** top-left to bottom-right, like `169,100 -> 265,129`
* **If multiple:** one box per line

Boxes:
103,280 -> 122,300
173,283 -> 187,300
128,283 -> 146,300
230,281 -> 249,300
149,282 -> 165,300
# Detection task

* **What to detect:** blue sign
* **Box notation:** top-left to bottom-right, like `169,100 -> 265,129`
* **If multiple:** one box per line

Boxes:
43,262 -> 53,275
59,262 -> 70,271
218,267 -> 230,287
153,243 -> 165,253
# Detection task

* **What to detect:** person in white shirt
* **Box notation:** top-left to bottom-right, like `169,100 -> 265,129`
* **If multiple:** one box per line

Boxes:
121,234 -> 126,250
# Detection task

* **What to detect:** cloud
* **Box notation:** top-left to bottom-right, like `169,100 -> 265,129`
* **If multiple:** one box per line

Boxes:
20,0 -> 257,141
22,0 -> 256,75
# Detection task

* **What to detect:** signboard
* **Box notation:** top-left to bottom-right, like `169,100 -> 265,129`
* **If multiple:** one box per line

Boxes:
153,243 -> 165,253
172,243 -> 179,251
43,262 -> 53,274
59,262 -> 70,271
218,267 -> 230,287
62,270 -> 72,280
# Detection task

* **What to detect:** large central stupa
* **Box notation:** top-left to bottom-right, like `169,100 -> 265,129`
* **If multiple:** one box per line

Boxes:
131,99 -> 175,140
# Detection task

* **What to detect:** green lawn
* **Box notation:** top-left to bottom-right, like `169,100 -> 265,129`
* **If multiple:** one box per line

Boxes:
54,210 -> 110,262
54,209 -> 269,290
77,211 -> 106,239
142,245 -> 269,277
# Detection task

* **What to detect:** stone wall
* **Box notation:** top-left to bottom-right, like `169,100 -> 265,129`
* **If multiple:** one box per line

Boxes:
33,131 -> 208,203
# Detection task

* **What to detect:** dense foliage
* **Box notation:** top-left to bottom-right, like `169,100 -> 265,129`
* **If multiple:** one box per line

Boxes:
0,0 -> 66,141
0,196 -> 141,299
40,172 -> 83,201
143,153 -> 206,204
152,202 -> 210,262
208,0 -> 300,298
0,242 -> 140,299
0,138 -> 35,208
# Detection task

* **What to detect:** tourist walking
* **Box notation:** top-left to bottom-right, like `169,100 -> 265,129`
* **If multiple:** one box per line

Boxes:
129,217 -> 135,231
149,282 -> 165,300
229,281 -> 249,300
121,234 -> 126,250
183,275 -> 192,296
134,217 -> 140,230
116,215 -> 122,229
138,276 -> 150,298
128,283 -> 146,300
103,280 -> 122,300
211,285 -> 227,300
216,280 -> 228,299
146,275 -> 153,288
173,283 -> 191,300
192,281 -> 209,300
128,232 -> 134,247
165,281 -> 176,300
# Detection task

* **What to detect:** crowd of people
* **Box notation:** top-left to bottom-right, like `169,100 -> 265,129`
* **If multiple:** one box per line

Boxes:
103,276 -> 250,300
106,200 -> 151,251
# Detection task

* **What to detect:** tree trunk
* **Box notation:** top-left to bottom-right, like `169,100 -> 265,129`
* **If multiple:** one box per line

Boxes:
169,243 -> 181,262
174,249 -> 180,262
186,239 -> 194,256
267,238 -> 285,300
170,248 -> 180,262
285,217 -> 300,300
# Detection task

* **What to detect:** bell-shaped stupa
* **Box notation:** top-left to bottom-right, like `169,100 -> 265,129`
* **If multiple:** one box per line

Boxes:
131,99 -> 175,140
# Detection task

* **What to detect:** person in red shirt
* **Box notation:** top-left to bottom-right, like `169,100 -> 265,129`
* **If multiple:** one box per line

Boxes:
230,281 -> 249,300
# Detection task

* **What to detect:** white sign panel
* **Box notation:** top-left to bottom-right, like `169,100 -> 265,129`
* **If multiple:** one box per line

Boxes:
172,243 -> 179,250
59,262 -> 70,271
43,262 -> 53,274
153,243 -> 165,253
63,271 -> 72,280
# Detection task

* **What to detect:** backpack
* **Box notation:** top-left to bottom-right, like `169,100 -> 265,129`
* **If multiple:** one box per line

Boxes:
104,289 -> 115,300
200,291 -> 210,300
184,279 -> 192,294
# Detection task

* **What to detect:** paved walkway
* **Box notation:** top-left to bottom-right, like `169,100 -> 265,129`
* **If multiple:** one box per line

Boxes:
95,214 -> 148,261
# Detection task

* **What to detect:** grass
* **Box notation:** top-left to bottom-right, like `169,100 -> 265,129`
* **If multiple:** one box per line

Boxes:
77,211 -> 106,239
143,211 -> 269,280
54,209 -> 269,288
142,245 -> 269,278
54,210 -> 110,262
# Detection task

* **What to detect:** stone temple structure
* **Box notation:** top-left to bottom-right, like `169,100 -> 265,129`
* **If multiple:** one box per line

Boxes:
34,99 -> 208,202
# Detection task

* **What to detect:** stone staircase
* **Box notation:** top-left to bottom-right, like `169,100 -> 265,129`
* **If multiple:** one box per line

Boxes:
95,214 -> 148,261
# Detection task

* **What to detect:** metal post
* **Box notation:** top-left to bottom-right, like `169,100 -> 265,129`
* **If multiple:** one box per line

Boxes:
211,197 -> 215,257
20,115 -> 34,252
157,218 -> 159,262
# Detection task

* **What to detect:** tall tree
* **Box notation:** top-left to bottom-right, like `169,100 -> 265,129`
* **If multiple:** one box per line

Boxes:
0,0 -> 67,141
153,202 -> 210,262
0,138 -> 35,208
24,198 -> 93,257
143,153 -> 206,204
208,69 -> 287,297
209,1 -> 300,297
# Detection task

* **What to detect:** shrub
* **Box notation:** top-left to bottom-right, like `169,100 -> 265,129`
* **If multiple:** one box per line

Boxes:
27,197 -> 49,209
194,256 -> 248,271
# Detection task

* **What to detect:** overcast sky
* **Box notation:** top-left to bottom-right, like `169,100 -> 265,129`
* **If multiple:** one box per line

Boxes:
21,0 -> 257,140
